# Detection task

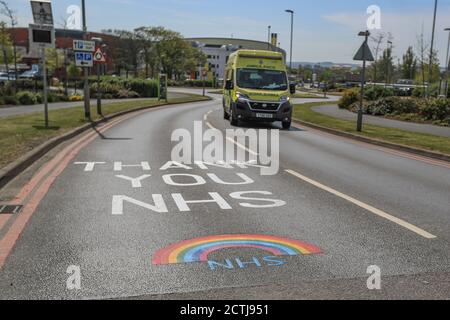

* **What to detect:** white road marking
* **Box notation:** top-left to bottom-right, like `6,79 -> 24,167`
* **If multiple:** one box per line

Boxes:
286,169 -> 437,239
204,110 -> 259,156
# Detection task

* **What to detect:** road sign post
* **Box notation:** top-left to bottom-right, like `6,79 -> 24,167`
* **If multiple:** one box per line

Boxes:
29,1 -> 55,129
73,39 -> 95,119
354,30 -> 374,132
158,74 -> 168,102
93,47 -> 106,115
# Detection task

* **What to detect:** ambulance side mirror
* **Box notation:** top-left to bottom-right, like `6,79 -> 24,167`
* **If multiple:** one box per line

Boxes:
225,79 -> 234,90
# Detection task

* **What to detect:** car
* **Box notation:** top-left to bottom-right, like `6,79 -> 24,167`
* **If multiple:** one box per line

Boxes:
222,49 -> 296,130
18,70 -> 42,80
0,72 -> 15,84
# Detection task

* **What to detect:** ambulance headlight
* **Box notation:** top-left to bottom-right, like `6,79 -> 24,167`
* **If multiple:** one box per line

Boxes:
236,92 -> 250,101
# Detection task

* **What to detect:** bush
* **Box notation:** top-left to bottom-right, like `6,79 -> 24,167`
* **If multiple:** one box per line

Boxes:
3,95 -> 19,105
16,91 -> 37,105
35,93 -> 43,104
418,98 -> 450,122
127,79 -> 157,97
89,78 -> 157,98
364,86 -> 394,101
363,97 -> 418,116
69,94 -> 83,102
0,97 -> 4,105
116,89 -> 140,99
338,89 -> 359,109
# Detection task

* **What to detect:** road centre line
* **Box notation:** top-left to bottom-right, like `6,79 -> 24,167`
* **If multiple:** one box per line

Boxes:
204,110 -> 259,156
285,169 -> 436,239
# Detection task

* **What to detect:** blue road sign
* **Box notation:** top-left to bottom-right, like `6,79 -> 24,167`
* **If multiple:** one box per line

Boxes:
75,52 -> 94,67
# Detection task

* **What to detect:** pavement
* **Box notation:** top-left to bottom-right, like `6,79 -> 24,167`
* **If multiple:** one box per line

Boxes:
0,92 -> 186,118
0,92 -> 449,300
312,104 -> 450,138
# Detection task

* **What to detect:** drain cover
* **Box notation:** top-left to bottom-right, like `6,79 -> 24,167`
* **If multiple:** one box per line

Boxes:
0,205 -> 23,214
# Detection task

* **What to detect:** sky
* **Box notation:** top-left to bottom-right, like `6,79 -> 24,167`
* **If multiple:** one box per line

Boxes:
8,0 -> 450,65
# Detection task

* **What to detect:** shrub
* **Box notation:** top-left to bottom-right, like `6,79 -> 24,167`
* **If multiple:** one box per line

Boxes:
338,89 -> 359,109
0,97 -> 4,105
69,94 -> 83,102
89,78 -> 157,98
16,91 -> 37,105
127,79 -> 157,97
364,86 -> 394,101
35,93 -> 43,104
364,97 -> 419,116
3,95 -> 19,105
418,98 -> 450,121
116,89 -> 140,99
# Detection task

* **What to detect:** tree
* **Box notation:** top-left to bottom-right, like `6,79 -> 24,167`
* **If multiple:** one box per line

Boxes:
371,47 -> 394,84
370,32 -> 386,82
110,29 -> 141,78
0,1 -> 18,91
0,21 -> 13,76
416,25 -> 429,86
401,46 -> 417,80
67,63 -> 81,93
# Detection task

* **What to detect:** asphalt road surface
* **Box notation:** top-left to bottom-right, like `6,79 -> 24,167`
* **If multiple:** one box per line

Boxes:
0,94 -> 449,300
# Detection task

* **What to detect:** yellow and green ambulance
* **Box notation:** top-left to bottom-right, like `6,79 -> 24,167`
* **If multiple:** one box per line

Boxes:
223,49 -> 296,129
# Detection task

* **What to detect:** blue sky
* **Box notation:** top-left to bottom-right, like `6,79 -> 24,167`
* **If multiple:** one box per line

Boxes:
9,0 -> 450,64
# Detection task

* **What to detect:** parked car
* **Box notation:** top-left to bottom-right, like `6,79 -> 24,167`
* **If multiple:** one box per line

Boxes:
0,72 -> 15,84
19,70 -> 42,80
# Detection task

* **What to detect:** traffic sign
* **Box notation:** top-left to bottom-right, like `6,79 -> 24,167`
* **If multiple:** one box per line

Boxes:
28,24 -> 55,49
30,0 -> 54,26
73,40 -> 96,52
94,48 -> 106,63
354,42 -> 374,62
75,52 -> 93,67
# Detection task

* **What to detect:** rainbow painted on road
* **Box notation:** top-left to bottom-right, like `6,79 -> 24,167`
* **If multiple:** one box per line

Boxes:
152,234 -> 322,265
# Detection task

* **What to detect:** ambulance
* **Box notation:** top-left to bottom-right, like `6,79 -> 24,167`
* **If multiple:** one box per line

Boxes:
223,50 -> 296,129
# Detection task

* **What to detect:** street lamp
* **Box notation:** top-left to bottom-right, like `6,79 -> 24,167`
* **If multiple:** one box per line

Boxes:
81,0 -> 90,120
386,40 -> 393,87
285,9 -> 294,72
444,27 -> 450,97
356,30 -> 371,132
428,0 -> 438,96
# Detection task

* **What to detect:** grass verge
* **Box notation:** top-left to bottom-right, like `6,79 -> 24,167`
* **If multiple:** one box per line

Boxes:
293,93 -> 328,99
0,94 -> 209,169
293,102 -> 450,155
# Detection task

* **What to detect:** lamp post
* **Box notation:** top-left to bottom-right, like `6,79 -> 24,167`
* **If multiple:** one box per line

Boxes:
386,40 -> 393,87
285,9 -> 294,72
357,30 -> 371,132
444,28 -> 450,97
428,0 -> 438,96
81,0 -> 90,120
